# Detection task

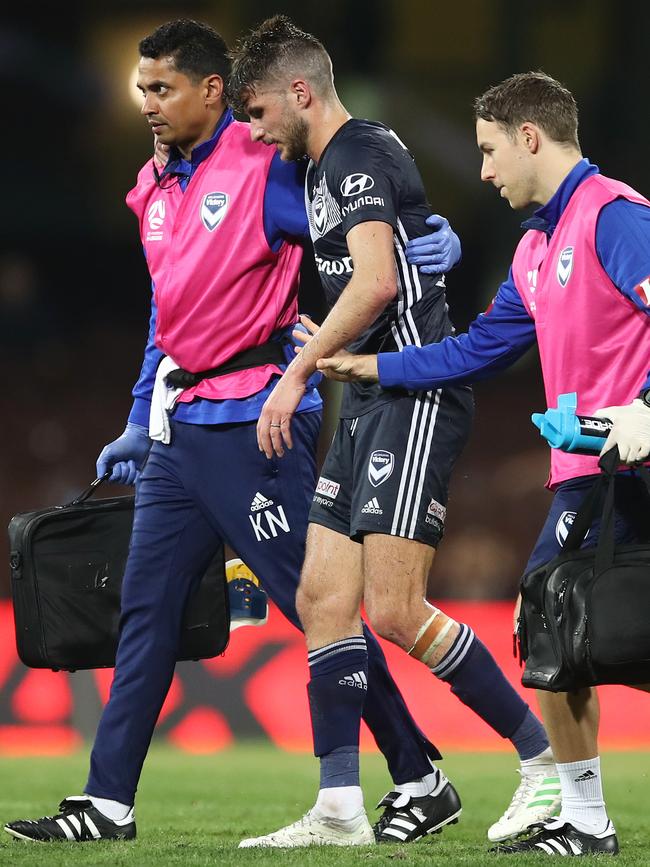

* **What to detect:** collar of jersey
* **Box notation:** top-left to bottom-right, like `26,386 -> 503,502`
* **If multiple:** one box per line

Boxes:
521,158 -> 599,236
159,107 -> 235,183
314,117 -> 356,167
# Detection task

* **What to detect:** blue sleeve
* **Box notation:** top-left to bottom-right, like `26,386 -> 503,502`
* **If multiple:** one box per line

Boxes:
127,288 -> 163,427
263,153 -> 309,251
596,199 -> 650,389
378,268 -> 537,389
596,199 -> 650,312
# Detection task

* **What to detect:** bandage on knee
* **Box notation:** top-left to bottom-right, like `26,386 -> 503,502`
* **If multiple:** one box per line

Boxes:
408,609 -> 457,665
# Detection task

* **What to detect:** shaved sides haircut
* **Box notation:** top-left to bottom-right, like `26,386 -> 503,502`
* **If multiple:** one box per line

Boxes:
229,15 -> 334,110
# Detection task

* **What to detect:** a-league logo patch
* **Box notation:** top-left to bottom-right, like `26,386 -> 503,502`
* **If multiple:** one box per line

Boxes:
146,199 -> 166,241
556,246 -> 574,287
555,510 -> 590,546
368,450 -> 394,488
200,192 -> 229,232
147,200 -> 165,230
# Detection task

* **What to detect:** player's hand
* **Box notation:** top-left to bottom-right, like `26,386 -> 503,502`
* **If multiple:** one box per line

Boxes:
317,351 -> 379,383
594,398 -> 650,464
96,423 -> 152,485
406,214 -> 461,275
257,372 -> 306,458
292,314 -> 320,352
153,135 -> 170,169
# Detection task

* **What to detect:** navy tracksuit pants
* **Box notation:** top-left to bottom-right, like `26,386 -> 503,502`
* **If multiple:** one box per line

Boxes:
86,412 -> 439,804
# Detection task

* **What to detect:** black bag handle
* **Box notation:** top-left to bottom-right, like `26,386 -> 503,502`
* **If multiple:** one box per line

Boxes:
594,453 -> 650,574
561,450 -> 615,553
65,473 -> 111,507
562,446 -> 650,573
594,452 -> 617,574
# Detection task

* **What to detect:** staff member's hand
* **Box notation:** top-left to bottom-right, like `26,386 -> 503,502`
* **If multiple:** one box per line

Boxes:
406,214 -> 462,274
292,314 -> 320,350
317,351 -> 379,383
153,135 -> 170,169
594,396 -> 650,464
96,423 -> 152,485
257,369 -> 306,458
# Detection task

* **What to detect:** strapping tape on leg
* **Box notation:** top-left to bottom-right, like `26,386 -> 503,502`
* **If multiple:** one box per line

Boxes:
408,609 -> 457,666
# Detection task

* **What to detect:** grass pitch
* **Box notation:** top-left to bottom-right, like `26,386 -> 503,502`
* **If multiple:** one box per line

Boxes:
0,744 -> 649,865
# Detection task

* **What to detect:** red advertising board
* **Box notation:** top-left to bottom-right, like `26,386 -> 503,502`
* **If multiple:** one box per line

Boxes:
0,600 -> 647,755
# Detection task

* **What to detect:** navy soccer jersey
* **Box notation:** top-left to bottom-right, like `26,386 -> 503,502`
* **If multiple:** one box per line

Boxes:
305,118 -> 456,417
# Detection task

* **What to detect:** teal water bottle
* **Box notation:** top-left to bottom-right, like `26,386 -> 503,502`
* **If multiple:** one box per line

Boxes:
531,392 -> 612,454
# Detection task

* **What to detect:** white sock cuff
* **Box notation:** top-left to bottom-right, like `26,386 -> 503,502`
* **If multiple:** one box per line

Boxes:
557,756 -> 607,833
557,756 -> 601,774
394,766 -> 448,798
314,785 -> 364,821
521,746 -> 555,771
86,795 -> 134,823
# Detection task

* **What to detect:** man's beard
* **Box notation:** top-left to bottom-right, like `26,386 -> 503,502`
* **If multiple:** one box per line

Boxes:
282,114 -> 309,161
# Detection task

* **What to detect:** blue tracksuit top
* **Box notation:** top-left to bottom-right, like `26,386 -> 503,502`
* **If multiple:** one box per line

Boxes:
379,159 -> 650,393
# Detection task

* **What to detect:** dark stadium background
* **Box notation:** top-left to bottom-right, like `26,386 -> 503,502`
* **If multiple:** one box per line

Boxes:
2,0 -> 649,600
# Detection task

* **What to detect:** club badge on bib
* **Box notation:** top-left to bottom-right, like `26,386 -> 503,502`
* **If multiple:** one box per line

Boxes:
556,246 -> 574,287
201,192 -> 229,232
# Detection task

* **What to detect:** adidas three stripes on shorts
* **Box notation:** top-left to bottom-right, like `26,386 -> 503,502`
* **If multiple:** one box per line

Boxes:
309,386 -> 474,547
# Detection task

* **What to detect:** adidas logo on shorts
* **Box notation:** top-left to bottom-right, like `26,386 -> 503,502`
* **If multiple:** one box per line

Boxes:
361,497 -> 383,515
339,671 -> 368,689
250,492 -> 274,512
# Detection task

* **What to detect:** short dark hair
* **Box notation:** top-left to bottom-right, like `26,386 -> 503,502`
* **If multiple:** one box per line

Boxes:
139,19 -> 231,96
229,15 -> 332,110
474,71 -> 580,149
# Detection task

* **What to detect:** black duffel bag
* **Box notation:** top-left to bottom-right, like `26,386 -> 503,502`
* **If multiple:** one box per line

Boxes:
8,476 -> 230,671
518,448 -> 650,692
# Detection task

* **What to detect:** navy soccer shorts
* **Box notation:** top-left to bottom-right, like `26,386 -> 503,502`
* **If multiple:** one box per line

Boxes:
309,386 -> 473,547
524,471 -> 650,574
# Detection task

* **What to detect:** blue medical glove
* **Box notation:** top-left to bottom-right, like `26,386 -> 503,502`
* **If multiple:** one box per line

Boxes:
406,214 -> 462,274
96,423 -> 152,486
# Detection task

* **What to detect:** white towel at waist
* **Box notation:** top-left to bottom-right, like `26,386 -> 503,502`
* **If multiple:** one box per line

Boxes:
149,356 -> 185,444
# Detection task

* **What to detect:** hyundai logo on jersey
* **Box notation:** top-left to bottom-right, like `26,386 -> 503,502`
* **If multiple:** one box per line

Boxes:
200,192 -> 229,232
368,450 -> 395,487
557,246 -> 574,287
340,173 -> 375,197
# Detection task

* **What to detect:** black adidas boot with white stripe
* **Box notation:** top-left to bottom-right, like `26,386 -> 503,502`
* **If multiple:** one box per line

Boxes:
491,819 -> 619,856
4,796 -> 136,842
373,777 -> 462,843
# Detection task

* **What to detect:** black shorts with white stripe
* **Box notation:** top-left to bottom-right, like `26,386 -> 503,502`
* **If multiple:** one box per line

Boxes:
309,386 -> 473,547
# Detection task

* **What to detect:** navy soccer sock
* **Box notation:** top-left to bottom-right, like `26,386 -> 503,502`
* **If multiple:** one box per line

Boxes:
430,624 -> 549,758
362,623 -> 441,784
307,636 -> 368,789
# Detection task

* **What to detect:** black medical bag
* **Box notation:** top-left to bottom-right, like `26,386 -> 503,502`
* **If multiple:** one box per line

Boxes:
518,449 -> 650,692
8,478 -> 229,671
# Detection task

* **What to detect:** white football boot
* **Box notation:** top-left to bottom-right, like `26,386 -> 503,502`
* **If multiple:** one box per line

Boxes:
239,809 -> 375,848
488,749 -> 561,842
